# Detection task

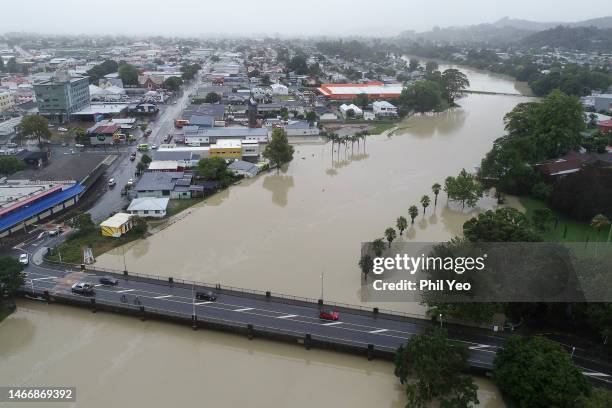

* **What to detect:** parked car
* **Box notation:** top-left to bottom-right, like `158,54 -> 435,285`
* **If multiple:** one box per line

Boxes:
71,282 -> 95,296
18,253 -> 29,265
319,309 -> 339,321
145,128 -> 152,136
99,276 -> 119,286
48,228 -> 61,237
127,178 -> 134,186
58,127 -> 68,132
151,144 -> 158,150
195,291 -> 217,301
108,178 -> 116,187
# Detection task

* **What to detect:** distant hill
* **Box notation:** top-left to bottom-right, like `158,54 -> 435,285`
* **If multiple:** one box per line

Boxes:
399,16 -> 612,45
520,25 -> 612,51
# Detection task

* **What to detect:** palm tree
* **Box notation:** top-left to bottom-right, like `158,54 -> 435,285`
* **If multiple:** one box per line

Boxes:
591,214 -> 611,242
408,205 -> 419,224
396,216 -> 408,235
432,183 -> 441,206
372,238 -> 386,257
420,195 -> 431,214
358,254 -> 373,281
384,227 -> 397,248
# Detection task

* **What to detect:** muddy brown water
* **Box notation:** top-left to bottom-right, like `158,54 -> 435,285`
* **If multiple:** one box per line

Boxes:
2,65 -> 527,407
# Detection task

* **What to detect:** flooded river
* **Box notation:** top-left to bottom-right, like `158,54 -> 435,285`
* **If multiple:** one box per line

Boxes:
0,301 -> 505,408
1,64 -> 526,407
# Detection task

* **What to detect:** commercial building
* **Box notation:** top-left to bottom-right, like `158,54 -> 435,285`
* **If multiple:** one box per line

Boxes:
0,181 -> 84,238
0,91 -> 15,112
100,213 -> 133,238
210,139 -> 242,159
33,71 -> 90,122
317,82 -> 403,101
184,127 -> 269,145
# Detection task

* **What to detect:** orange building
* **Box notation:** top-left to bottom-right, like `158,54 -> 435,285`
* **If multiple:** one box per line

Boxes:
317,82 -> 403,100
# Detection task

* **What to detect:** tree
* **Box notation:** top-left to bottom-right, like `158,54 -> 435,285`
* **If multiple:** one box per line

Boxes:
0,57 -> 4,72
408,58 -> 420,72
197,157 -> 231,184
443,169 -> 484,209
6,57 -> 18,73
396,216 -> 408,236
69,213 -> 95,238
384,227 -> 396,248
432,183 -> 442,206
0,256 -> 25,298
395,328 -> 479,408
140,154 -> 152,165
287,55 -> 308,75
408,205 -> 419,224
575,388 -> 612,408
532,208 -> 555,232
440,68 -> 470,103
131,216 -> 148,236
358,254 -> 373,281
263,128 -> 294,169
19,115 -> 51,148
425,60 -> 439,74
494,336 -> 590,408
305,111 -> 317,125
463,208 -> 542,242
353,93 -> 369,110
372,238 -> 386,257
74,127 -> 88,145
136,161 -> 146,173
399,81 -> 443,113
204,92 -> 222,103
118,63 -> 139,86
420,195 -> 430,214
0,156 -> 25,176
164,76 -> 183,91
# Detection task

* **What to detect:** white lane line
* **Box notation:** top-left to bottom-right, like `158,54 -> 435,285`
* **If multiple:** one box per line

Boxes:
583,372 -> 611,378
195,301 -> 213,305
32,276 -> 57,281
154,295 -> 172,299
117,289 -> 134,293
322,322 -> 343,326
234,307 -> 254,312
369,329 -> 388,334
277,314 -> 298,319
469,344 -> 491,351
94,284 -> 103,287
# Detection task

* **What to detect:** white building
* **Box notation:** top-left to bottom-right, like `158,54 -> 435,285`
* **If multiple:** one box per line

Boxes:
127,197 -> 170,218
373,101 -> 398,117
0,91 -> 15,112
339,103 -> 363,118
270,83 -> 289,95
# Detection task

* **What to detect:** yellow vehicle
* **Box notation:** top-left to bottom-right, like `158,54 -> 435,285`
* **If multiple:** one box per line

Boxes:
137,143 -> 150,151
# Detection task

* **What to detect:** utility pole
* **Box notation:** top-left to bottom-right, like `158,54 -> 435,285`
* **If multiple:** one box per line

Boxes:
320,272 -> 324,302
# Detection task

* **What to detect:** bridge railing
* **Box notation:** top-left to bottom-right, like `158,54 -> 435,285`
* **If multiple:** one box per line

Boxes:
45,260 -> 427,321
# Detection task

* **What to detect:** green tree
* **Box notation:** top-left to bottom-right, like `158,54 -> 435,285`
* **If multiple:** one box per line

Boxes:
420,195 -> 430,214
590,214 -> 611,241
384,227 -> 396,247
432,183 -> 441,206
408,58 -> 420,72
353,93 -> 369,110
0,256 -> 25,298
358,254 -> 373,281
396,216 -> 408,236
263,128 -> 294,169
164,76 -> 183,91
204,92 -> 222,103
425,60 -> 439,74
440,68 -> 470,103
305,111 -> 317,125
399,80 -> 442,113
372,238 -> 386,257
140,154 -> 152,165
408,205 -> 419,224
443,169 -> 484,209
197,157 -> 231,184
287,55 -> 309,75
0,57 -> 4,72
395,328 -> 479,408
575,388 -> 612,408
494,336 -> 590,408
19,115 -> 51,148
69,213 -> 95,238
74,127 -> 88,145
463,208 -> 542,242
118,63 -> 139,86
0,156 -> 25,176
6,57 -> 18,73
131,216 -> 148,236
136,161 -> 146,173
532,208 -> 555,232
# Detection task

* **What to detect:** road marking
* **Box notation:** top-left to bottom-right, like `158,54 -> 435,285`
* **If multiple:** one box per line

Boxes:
154,295 -> 172,299
117,289 -> 134,293
94,284 -> 103,287
234,307 -> 254,312
583,372 -> 611,378
277,314 -> 298,319
32,276 -> 57,281
469,344 -> 491,351
195,301 -> 213,305
369,329 -> 388,334
322,322 -> 343,326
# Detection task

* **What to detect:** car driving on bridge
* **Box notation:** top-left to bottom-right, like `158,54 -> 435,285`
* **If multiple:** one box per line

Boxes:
196,291 -> 217,301
319,309 -> 339,321
71,282 -> 95,296
99,276 -> 119,286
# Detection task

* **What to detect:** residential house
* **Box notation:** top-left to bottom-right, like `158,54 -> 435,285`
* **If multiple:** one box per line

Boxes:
100,213 -> 133,238
135,171 -> 193,199
270,83 -> 289,95
228,160 -> 260,177
373,101 -> 398,117
127,197 -> 169,218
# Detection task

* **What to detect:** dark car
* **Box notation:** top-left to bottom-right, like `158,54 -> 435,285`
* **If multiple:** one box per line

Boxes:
319,309 -> 339,321
99,276 -> 119,285
195,291 -> 217,301
71,282 -> 95,296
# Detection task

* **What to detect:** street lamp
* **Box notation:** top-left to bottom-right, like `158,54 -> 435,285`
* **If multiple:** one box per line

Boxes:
320,273 -> 324,303
571,346 -> 576,358
439,314 -> 443,327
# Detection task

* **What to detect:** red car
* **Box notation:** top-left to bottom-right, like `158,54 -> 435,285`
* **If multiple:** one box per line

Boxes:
319,309 -> 339,321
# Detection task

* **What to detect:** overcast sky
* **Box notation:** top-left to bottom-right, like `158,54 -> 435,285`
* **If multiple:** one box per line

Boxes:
3,0 -> 612,37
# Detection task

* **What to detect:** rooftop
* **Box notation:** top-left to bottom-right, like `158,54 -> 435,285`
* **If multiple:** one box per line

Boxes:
127,197 -> 170,212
